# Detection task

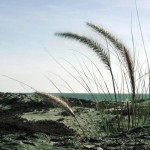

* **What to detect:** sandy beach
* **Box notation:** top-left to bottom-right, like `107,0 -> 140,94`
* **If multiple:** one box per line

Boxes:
0,92 -> 149,150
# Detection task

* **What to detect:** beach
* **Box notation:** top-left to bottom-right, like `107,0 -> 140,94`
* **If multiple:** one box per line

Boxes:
0,92 -> 149,150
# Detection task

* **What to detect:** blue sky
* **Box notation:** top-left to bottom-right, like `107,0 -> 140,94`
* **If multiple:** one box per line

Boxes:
0,0 -> 150,93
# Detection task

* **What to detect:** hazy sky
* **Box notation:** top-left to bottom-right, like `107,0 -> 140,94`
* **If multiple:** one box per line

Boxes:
0,0 -> 150,93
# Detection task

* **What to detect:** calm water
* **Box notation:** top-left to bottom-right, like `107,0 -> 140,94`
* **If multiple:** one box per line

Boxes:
53,93 -> 149,101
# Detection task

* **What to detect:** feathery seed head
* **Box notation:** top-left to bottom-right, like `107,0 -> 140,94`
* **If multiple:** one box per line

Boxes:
36,92 -> 75,117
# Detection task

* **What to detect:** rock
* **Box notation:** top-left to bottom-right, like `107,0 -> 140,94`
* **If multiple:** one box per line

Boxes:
96,147 -> 103,150
83,144 -> 95,149
83,144 -> 103,150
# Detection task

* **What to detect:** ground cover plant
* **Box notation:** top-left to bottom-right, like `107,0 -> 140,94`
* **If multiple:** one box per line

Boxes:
0,92 -> 149,149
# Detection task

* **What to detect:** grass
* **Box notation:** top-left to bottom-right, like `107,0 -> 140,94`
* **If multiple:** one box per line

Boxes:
1,2 -> 149,139
54,21 -> 150,136
2,21 -> 150,137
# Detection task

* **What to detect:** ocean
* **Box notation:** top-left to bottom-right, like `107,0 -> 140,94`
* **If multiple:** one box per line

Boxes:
53,93 -> 149,101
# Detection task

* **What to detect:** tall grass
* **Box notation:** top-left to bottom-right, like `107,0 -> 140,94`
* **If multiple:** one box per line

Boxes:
55,22 -> 150,134
2,14 -> 149,138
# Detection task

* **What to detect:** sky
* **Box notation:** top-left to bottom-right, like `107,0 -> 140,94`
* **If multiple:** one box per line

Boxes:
0,0 -> 150,93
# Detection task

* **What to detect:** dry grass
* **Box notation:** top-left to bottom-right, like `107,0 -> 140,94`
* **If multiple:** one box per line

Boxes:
55,22 -> 150,133
36,92 -> 75,117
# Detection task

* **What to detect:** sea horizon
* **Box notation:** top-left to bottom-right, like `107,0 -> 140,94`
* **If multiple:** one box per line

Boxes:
1,92 -> 149,101
53,93 -> 150,101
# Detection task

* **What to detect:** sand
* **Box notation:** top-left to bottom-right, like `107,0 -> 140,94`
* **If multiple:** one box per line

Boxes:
0,92 -> 149,150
